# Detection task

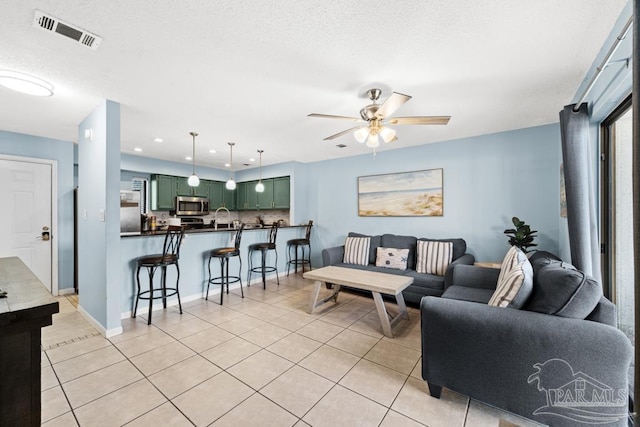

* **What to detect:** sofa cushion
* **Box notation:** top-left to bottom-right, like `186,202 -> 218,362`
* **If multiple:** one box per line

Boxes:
348,232 -> 381,264
527,250 -> 562,274
488,247 -> 533,309
418,238 -> 467,261
381,234 -> 417,269
442,286 -> 495,304
343,236 -> 370,266
524,260 -> 602,319
403,270 -> 446,291
416,240 -> 453,276
375,247 -> 410,270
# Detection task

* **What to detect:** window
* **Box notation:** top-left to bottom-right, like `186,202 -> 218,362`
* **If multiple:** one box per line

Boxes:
601,95 -> 633,341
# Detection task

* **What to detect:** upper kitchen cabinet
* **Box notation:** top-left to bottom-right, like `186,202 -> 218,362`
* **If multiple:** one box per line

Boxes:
273,176 -> 290,209
257,179 -> 274,209
223,185 -> 237,210
176,177 -> 192,196
151,174 -> 176,210
209,181 -> 224,210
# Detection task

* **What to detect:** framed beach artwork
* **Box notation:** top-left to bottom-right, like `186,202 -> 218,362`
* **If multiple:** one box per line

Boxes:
358,168 -> 443,217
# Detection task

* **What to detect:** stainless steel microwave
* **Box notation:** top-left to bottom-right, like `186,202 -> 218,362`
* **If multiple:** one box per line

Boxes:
176,196 -> 209,216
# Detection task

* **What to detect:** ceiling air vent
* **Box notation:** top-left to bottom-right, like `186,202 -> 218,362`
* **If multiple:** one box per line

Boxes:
33,10 -> 102,51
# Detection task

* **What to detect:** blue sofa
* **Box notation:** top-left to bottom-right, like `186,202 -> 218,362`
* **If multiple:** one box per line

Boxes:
421,251 -> 632,426
321,232 -> 475,305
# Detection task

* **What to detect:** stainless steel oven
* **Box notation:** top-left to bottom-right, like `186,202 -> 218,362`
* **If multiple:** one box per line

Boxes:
176,196 -> 209,216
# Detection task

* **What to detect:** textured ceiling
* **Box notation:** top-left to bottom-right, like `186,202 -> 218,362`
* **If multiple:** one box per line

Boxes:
0,0 -> 628,169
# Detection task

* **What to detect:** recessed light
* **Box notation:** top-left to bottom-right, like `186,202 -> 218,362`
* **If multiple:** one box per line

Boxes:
0,69 -> 54,96
185,156 -> 192,161
224,163 -> 230,167
134,147 -> 143,152
209,149 -> 216,154
248,158 -> 255,162
154,138 -> 163,143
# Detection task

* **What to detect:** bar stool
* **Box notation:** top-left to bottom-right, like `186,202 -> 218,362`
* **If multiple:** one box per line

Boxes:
133,225 -> 185,325
207,224 -> 244,305
247,222 -> 279,288
287,220 -> 313,276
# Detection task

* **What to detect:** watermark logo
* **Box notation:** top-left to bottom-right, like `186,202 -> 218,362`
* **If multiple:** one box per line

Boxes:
527,358 -> 627,424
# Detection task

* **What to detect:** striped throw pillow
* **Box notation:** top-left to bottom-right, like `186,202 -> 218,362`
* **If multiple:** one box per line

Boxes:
343,236 -> 371,266
416,240 -> 453,276
488,247 -> 533,308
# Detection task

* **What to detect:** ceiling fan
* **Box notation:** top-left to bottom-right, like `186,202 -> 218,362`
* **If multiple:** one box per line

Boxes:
308,88 -> 450,148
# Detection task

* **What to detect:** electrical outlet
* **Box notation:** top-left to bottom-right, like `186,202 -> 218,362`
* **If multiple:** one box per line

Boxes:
99,209 -> 105,222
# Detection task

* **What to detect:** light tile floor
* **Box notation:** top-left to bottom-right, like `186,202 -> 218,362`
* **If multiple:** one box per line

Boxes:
41,274 -> 543,426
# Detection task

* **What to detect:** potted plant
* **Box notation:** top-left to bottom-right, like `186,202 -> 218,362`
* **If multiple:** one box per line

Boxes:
503,216 -> 537,253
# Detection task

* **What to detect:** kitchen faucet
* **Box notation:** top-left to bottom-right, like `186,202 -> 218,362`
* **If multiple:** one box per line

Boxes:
213,206 -> 231,230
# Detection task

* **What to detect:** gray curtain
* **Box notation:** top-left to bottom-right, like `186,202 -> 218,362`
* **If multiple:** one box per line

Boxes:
559,103 -> 602,283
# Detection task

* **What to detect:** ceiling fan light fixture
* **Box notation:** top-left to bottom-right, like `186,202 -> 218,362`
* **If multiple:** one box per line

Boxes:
188,132 -> 200,187
354,127 -> 369,143
366,133 -> 380,148
379,126 -> 396,143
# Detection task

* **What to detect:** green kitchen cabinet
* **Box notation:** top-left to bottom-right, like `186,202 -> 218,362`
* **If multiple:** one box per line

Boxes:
235,181 -> 248,210
273,176 -> 290,209
176,177 -> 192,196
223,184 -> 237,210
151,174 -> 177,210
192,179 -> 209,198
257,179 -> 274,209
209,181 -> 224,210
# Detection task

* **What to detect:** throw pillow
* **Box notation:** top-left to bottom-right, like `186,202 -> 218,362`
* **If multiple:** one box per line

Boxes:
488,247 -> 533,309
348,232 -> 381,264
343,236 -> 371,266
524,260 -> 602,319
416,240 -> 453,276
375,247 -> 410,270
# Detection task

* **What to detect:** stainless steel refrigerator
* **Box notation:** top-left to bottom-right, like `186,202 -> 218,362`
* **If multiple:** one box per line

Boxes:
120,190 -> 141,235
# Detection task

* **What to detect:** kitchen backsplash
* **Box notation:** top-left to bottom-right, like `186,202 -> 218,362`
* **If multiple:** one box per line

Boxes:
149,209 -> 290,227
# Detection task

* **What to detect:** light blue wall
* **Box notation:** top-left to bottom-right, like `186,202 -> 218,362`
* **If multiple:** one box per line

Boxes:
77,100 -> 122,332
0,130 -> 75,291
307,124 -> 562,263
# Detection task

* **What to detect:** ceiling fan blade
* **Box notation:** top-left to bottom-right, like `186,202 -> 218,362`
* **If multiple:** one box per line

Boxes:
374,92 -> 412,119
323,126 -> 362,141
388,116 -> 451,125
308,113 -> 363,122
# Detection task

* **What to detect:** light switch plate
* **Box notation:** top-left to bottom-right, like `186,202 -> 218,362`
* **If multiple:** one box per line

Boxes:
99,209 -> 105,222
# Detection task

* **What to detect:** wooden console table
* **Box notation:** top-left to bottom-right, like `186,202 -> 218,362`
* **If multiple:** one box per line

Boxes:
0,257 -> 59,426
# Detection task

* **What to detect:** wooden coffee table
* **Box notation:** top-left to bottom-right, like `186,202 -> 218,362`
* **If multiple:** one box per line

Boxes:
303,266 -> 413,338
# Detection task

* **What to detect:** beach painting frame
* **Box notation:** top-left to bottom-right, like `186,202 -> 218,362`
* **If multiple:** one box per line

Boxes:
358,168 -> 443,217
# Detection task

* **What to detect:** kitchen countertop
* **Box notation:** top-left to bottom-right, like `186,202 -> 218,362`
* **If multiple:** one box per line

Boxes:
121,224 -> 306,238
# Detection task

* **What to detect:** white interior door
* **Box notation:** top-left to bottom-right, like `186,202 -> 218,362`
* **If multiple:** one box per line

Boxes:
0,159 -> 52,292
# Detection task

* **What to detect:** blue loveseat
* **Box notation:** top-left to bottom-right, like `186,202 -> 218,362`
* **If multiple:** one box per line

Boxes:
321,232 -> 475,305
421,251 -> 632,426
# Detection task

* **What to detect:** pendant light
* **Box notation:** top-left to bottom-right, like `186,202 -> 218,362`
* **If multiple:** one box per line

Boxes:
255,150 -> 265,192
225,142 -> 236,190
187,132 -> 200,187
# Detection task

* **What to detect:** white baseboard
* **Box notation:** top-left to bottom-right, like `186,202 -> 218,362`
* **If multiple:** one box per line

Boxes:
58,288 -> 76,296
77,304 -> 123,338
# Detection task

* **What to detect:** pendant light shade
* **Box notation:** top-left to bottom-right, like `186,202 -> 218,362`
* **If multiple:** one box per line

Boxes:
255,150 -> 265,193
379,126 -> 396,143
225,142 -> 236,190
366,132 -> 380,148
188,132 -> 200,187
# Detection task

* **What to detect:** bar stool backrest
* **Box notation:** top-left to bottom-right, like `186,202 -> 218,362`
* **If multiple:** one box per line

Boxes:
268,222 -> 279,244
233,223 -> 245,250
304,220 -> 313,241
162,225 -> 185,262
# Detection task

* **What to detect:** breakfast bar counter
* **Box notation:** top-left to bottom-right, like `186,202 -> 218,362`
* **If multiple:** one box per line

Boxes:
120,224 -> 312,317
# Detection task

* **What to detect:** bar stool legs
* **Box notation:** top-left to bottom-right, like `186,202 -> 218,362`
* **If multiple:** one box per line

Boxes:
248,246 -> 279,289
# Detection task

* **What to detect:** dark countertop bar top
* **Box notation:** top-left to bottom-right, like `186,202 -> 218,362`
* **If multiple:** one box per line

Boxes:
121,224 -> 306,238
